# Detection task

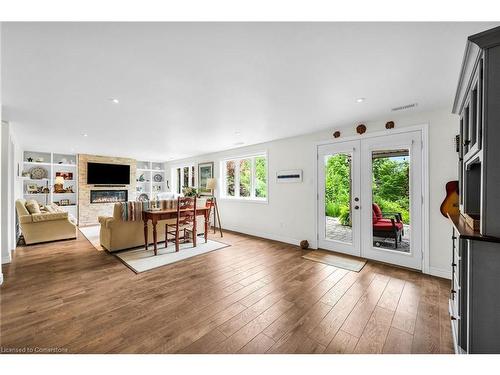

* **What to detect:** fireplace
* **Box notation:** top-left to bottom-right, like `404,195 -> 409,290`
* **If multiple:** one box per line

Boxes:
90,190 -> 128,204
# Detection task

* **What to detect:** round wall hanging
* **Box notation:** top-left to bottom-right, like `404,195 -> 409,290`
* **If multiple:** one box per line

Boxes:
137,193 -> 149,202
29,166 -> 48,180
153,174 -> 163,182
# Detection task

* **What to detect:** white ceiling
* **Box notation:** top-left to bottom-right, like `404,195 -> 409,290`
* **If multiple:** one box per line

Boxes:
2,22 -> 498,161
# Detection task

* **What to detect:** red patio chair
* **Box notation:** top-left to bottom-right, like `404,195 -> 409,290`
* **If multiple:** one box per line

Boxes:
372,203 -> 404,249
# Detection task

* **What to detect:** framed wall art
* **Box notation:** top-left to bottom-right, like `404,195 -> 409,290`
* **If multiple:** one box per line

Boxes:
198,162 -> 214,194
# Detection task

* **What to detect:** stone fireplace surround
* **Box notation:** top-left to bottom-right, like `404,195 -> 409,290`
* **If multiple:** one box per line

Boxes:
78,154 -> 136,226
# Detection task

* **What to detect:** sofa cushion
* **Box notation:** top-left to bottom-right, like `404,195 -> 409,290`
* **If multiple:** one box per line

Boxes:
31,212 -> 68,222
372,203 -> 383,220
44,204 -> 56,213
25,199 -> 42,214
373,219 -> 403,231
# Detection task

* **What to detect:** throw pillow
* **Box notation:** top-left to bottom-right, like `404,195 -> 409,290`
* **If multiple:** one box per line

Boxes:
44,205 -> 56,213
25,200 -> 42,214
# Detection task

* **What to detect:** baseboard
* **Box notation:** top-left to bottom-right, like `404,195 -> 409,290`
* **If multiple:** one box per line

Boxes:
221,224 -> 304,247
2,255 -> 12,264
429,266 -> 451,280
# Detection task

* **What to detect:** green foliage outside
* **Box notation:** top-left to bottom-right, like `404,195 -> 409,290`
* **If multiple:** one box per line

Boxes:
325,154 -> 410,225
255,157 -> 267,198
225,157 -> 267,198
239,159 -> 251,197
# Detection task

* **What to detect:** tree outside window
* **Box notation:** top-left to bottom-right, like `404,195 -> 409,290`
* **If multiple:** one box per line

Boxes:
222,154 -> 267,201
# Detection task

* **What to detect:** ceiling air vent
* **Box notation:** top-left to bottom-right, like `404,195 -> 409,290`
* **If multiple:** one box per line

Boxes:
391,103 -> 418,112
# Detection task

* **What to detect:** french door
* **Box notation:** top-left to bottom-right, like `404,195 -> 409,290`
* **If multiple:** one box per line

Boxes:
317,130 -> 423,270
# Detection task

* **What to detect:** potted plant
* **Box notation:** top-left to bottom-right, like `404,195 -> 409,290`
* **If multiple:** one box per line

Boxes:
182,187 -> 199,197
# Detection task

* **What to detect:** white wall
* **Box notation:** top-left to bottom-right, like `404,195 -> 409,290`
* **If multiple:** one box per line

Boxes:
167,107 -> 458,278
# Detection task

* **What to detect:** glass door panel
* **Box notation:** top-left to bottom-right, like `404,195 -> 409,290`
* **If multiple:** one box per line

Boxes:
318,140 -> 361,257
324,153 -> 353,244
360,131 -> 422,270
371,149 -> 411,252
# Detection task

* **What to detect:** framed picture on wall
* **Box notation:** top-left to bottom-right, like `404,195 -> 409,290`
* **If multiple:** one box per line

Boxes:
56,171 -> 73,180
198,162 -> 214,194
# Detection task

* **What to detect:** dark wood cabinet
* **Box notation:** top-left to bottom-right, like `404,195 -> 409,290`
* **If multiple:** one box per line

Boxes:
450,26 -> 500,354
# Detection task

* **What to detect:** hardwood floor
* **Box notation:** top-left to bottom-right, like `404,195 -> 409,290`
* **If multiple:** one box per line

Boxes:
0,230 -> 454,354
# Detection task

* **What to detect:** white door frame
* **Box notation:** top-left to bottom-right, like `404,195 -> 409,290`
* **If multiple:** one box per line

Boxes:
314,124 -> 430,274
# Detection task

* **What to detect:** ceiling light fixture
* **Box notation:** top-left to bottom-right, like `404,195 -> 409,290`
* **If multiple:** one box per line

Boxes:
109,98 -> 119,104
355,98 -> 366,103
82,133 -> 88,137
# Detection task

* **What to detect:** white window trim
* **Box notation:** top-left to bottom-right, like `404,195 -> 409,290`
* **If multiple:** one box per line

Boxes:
220,152 -> 268,203
171,164 -> 196,194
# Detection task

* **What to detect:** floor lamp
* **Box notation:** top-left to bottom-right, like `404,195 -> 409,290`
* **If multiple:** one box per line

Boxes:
206,178 -> 223,237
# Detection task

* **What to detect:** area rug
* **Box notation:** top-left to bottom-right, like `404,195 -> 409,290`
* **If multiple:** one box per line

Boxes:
79,225 -> 230,273
302,249 -> 366,272
115,240 -> 230,273
79,225 -> 105,251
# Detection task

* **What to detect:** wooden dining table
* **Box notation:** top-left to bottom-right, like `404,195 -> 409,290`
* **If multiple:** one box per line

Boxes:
142,207 -> 210,255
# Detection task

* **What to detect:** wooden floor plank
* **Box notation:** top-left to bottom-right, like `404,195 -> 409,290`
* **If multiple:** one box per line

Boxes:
382,327 -> 414,354
391,280 -> 421,334
0,230 -> 453,354
239,333 -> 275,354
338,274 -> 390,338
353,306 -> 394,353
324,330 -> 359,354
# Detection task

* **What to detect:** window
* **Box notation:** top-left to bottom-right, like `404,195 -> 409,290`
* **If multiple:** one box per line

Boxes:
173,164 -> 196,194
221,153 -> 267,201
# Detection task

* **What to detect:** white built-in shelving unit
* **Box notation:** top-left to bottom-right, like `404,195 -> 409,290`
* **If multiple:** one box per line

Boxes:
21,151 -> 78,222
136,161 -> 167,200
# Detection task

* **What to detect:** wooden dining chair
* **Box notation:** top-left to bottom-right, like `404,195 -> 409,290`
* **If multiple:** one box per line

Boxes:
166,196 -> 197,252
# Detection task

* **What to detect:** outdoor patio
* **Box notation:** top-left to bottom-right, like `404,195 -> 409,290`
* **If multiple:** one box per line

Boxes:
325,216 -> 410,252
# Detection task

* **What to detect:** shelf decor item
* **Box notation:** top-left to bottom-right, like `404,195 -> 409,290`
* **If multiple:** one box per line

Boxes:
29,166 -> 48,179
385,121 -> 395,129
137,193 -> 149,202
333,131 -> 341,138
153,174 -> 163,182
59,199 -> 70,206
27,183 -> 38,193
56,171 -> 73,180
54,176 -> 65,193
462,212 -> 480,231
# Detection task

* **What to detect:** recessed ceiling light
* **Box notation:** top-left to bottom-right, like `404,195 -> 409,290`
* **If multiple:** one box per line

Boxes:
109,98 -> 119,104
355,98 -> 366,103
82,133 -> 88,137
233,142 -> 244,146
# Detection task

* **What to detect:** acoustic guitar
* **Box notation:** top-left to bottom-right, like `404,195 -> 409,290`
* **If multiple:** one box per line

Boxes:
440,180 -> 459,217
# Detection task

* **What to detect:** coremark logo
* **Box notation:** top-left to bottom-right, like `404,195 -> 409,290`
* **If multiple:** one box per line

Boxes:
0,346 -> 68,353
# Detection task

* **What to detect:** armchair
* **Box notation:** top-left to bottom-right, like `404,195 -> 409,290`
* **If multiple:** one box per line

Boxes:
372,203 -> 404,249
